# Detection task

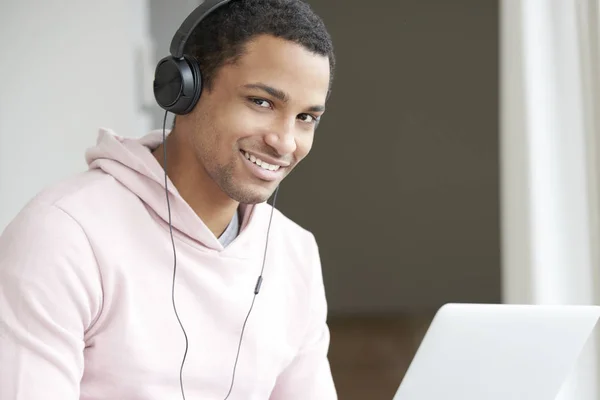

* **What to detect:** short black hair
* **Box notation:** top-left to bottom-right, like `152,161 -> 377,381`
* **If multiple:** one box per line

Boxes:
183,0 -> 335,93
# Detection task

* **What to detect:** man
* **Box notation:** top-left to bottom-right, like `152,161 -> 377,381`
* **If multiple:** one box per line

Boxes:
0,0 -> 337,399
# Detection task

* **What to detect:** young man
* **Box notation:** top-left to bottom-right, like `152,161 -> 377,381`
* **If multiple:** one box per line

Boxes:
0,1 -> 337,399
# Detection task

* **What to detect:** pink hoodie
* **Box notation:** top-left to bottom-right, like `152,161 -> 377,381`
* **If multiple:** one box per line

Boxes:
0,128 -> 336,400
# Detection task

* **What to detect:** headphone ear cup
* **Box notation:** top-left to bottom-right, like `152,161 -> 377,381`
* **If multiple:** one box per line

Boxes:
184,55 -> 203,114
153,55 -> 202,115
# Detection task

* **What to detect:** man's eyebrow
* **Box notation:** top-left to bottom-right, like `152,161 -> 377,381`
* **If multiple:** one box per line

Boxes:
243,83 -> 289,103
243,83 -> 326,112
307,105 -> 325,112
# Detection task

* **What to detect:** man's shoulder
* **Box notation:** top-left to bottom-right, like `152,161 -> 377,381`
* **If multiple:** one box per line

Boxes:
34,169 -> 120,209
253,204 -> 321,273
266,204 -> 316,244
5,169 -> 123,234
1,172 -> 109,257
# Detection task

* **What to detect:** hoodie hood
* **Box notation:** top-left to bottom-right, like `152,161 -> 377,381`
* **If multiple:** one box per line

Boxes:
84,128 -> 261,251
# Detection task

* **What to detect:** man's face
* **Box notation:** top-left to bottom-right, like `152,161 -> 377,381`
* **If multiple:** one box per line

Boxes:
186,34 -> 331,204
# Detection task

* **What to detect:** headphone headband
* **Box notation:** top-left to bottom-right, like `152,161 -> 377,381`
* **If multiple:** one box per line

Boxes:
170,0 -> 232,59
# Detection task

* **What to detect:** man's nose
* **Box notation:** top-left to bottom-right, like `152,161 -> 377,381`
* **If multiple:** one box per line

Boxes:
264,120 -> 297,156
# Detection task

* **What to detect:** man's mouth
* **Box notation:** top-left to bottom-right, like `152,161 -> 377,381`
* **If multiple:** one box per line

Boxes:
241,151 -> 282,172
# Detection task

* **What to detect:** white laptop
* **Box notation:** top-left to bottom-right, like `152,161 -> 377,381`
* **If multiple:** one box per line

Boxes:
392,303 -> 600,400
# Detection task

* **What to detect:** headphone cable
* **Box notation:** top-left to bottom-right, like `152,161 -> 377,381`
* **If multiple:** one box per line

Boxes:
223,185 -> 278,400
163,111 -> 189,400
161,110 -> 279,400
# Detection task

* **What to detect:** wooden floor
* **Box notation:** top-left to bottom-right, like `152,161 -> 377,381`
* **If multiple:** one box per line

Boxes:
327,314 -> 434,400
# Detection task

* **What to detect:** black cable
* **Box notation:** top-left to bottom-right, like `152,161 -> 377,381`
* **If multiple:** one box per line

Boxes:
223,186 -> 279,400
161,110 -> 279,400
162,111 -> 189,400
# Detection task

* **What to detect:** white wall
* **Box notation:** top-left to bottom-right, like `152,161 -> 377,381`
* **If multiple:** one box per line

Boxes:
0,0 -> 155,230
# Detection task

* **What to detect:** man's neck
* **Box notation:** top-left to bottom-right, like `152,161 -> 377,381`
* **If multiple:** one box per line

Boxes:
152,130 -> 239,239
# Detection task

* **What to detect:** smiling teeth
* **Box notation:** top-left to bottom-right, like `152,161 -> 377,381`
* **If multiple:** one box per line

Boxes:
244,152 -> 280,171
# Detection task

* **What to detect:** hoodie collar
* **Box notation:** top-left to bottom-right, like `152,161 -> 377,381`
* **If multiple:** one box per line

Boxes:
85,128 -> 264,253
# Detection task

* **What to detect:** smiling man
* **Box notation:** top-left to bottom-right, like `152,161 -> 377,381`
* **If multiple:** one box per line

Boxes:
0,1 -> 337,399
157,29 -> 332,238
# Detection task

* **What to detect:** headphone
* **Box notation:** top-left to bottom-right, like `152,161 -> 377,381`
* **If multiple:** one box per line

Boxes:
154,2 -> 280,399
153,0 -> 233,115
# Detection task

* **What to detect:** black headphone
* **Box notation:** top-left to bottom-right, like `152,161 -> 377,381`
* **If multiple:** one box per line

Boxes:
153,0 -> 232,115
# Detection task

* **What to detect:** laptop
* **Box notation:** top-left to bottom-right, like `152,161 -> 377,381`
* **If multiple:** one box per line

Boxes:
392,303 -> 600,400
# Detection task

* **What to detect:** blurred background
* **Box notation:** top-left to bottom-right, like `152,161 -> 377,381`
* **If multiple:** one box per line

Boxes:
1,0 -> 599,399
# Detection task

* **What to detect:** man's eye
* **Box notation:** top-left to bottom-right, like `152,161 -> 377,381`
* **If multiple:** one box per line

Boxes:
298,114 -> 318,123
251,98 -> 271,108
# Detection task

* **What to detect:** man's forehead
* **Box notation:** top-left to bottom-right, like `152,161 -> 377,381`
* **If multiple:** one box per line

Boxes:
232,40 -> 330,98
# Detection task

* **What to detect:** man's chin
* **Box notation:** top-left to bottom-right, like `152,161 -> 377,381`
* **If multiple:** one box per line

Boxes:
225,182 -> 278,204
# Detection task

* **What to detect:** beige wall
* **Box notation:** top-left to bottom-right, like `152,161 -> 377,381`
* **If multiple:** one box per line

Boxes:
276,0 -> 500,314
